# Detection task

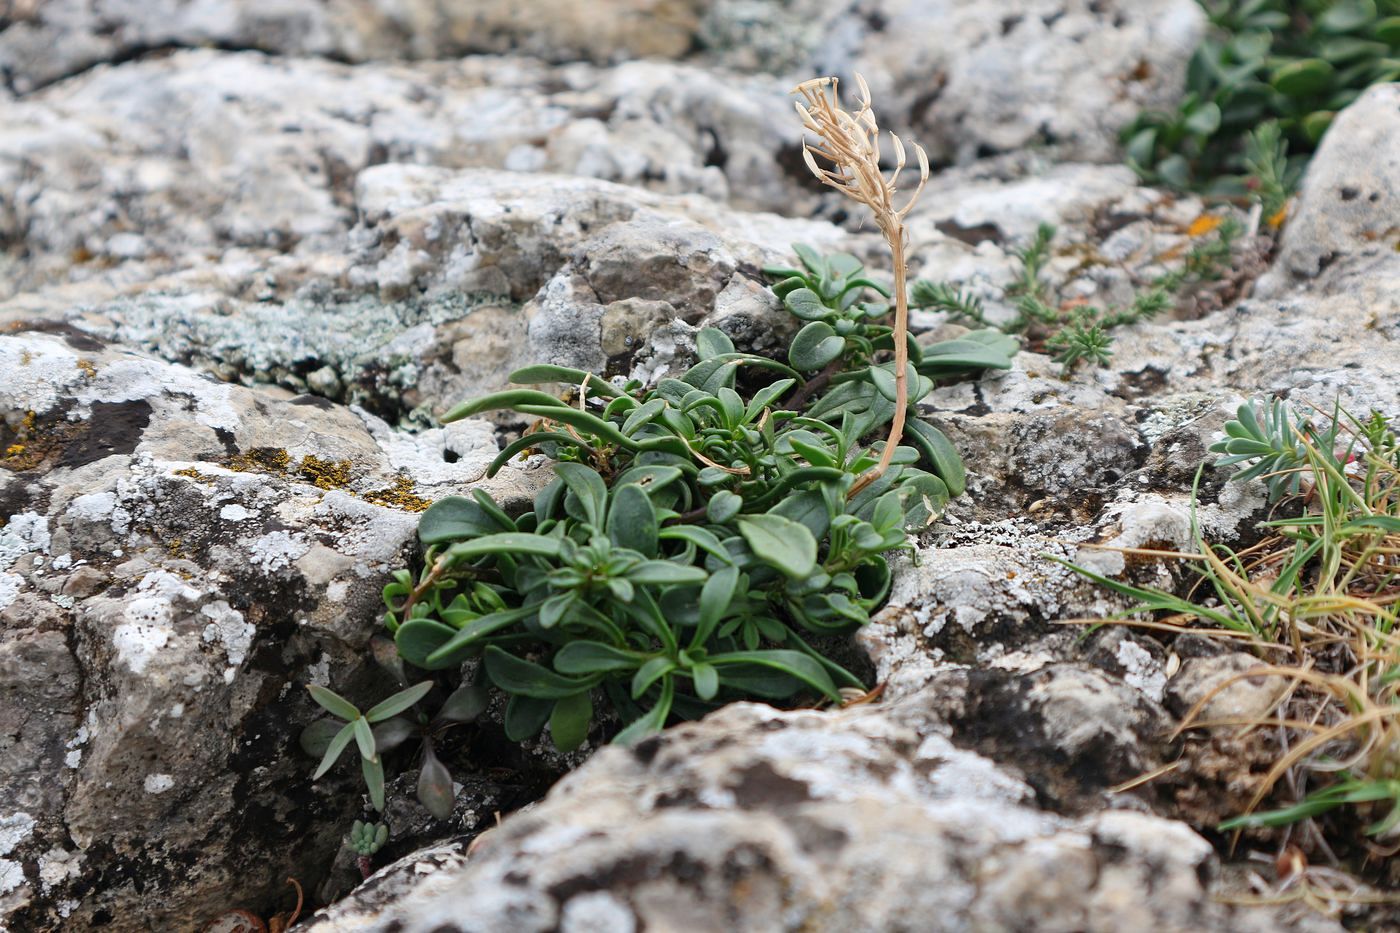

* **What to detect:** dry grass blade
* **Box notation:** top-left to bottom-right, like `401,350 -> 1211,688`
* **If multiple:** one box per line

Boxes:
792,75 -> 929,495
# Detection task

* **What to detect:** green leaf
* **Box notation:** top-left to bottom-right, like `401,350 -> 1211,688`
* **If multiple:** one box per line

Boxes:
362,753 -> 386,812
446,532 -> 562,564
612,464 -> 685,498
396,617 -> 463,670
659,525 -> 734,564
539,591 -> 575,629
607,483 -> 659,557
300,718 -> 342,758
353,716 -> 377,760
484,646 -> 602,699
418,496 -> 498,545
789,320 -> 846,370
784,287 -> 833,322
769,489 -> 831,544
627,560 -> 710,586
825,252 -> 862,278
312,723 -> 354,779
441,389 -> 570,423
549,692 -> 594,752
1125,126 -> 1158,169
417,748 -> 456,820
716,387 -> 745,426
554,641 -> 645,674
1317,0 -> 1376,34
706,490 -> 743,523
691,662 -> 720,701
792,244 -> 825,276
1157,154 -> 1191,189
437,680 -> 492,723
514,404 -> 634,450
621,398 -> 667,435
1271,59 -> 1334,97
486,431 -> 595,478
509,364 -> 620,398
1182,101 -> 1222,136
694,564 -> 740,647
504,695 -> 553,742
744,379 -> 796,422
365,680 -> 434,723
737,514 -> 818,579
556,462 -> 609,528
696,327 -> 736,360
307,684 -> 360,721
899,472 -> 950,529
423,607 -> 537,664
710,650 -> 841,700
631,656 -> 676,699
872,491 -> 903,533
916,337 -> 1016,376
370,716 -> 416,753
1301,110 -> 1335,144
613,677 -> 675,745
783,431 -> 838,468
904,419 -> 966,496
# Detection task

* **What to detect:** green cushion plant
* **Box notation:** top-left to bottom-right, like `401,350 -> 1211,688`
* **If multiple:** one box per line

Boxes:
1125,0 -> 1400,195
301,72 -> 1015,826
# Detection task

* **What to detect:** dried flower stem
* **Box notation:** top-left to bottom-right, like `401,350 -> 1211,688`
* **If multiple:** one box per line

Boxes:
792,74 -> 929,495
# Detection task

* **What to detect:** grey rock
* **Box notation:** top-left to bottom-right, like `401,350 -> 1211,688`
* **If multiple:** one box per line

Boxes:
304,699 -> 1307,932
0,0 -> 706,94
0,327 -> 545,929
3,167 -> 848,421
1260,82 -> 1400,290
702,0 -> 1205,165
1165,654 -> 1290,725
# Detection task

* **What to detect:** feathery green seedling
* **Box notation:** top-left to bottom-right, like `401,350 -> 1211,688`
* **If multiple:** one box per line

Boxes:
911,220 -> 1239,372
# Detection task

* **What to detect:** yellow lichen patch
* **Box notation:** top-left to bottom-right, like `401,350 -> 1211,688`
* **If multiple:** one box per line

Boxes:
361,475 -> 431,513
1187,213 -> 1224,237
19,350 -> 32,366
299,455 -> 354,490
173,466 -> 217,485
76,359 -> 98,379
1,411 -> 43,471
226,447 -> 291,473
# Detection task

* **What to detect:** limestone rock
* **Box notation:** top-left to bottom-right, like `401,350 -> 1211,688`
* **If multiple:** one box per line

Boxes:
0,326 -> 542,929
701,0 -> 1205,164
1260,82 -> 1400,290
303,700 -> 1305,932
2,167 -> 848,422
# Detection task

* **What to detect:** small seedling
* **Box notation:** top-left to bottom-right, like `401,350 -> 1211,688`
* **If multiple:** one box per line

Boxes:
349,820 -> 389,880
911,221 -> 1239,372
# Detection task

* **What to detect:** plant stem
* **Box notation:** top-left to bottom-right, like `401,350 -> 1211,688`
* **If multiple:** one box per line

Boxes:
851,230 -> 909,496
786,357 -> 845,410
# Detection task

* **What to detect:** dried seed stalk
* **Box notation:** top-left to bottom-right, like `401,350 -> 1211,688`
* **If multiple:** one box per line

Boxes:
793,74 -> 929,494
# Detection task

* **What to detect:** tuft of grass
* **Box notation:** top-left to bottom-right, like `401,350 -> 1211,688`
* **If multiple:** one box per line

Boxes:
1058,400 -> 1400,867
